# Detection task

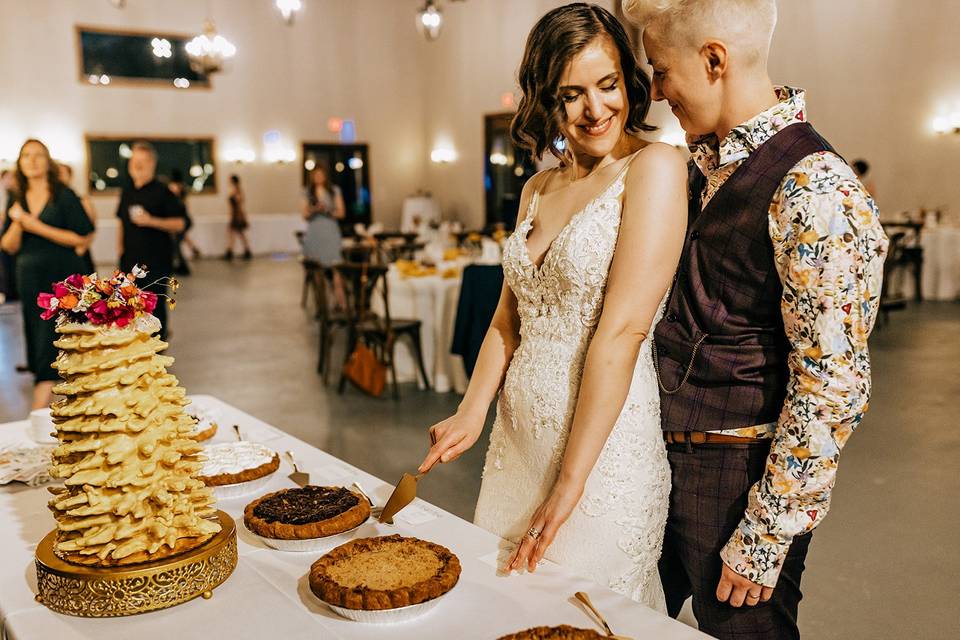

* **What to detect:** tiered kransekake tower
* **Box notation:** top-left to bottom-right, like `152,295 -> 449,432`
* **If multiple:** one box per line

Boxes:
33,270 -> 237,617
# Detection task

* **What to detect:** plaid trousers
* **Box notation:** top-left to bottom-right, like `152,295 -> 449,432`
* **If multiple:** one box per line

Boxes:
659,442 -> 813,639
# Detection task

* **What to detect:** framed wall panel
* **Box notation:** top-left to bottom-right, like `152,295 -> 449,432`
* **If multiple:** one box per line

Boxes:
76,25 -> 210,89
85,136 -> 217,194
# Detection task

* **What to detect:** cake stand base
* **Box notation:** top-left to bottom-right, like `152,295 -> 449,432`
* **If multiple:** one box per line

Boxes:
34,510 -> 237,617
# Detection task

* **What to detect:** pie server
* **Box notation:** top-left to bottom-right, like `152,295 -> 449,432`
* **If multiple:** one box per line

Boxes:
377,471 -> 426,524
284,451 -> 310,487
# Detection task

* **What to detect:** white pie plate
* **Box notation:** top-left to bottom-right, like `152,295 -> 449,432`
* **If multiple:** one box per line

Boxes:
244,519 -> 365,553
210,471 -> 276,501
322,589 -> 451,624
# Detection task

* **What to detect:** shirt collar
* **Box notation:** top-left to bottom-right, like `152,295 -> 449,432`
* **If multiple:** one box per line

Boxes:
689,86 -> 807,176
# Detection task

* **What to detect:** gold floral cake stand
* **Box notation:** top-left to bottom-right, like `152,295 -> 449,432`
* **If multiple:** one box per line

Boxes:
34,510 -> 237,618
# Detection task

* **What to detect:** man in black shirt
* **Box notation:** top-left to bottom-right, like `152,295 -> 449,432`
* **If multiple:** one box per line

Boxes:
117,141 -> 186,341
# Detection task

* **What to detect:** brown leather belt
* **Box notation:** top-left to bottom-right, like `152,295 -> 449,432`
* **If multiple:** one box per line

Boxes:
664,431 -> 765,445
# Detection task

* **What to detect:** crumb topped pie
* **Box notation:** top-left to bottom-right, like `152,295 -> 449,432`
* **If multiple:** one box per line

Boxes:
498,626 -> 605,640
309,534 -> 460,610
244,486 -> 370,539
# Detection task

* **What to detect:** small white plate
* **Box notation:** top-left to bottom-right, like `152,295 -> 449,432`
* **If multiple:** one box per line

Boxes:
244,520 -> 365,553
323,590 -> 450,624
211,472 -> 276,500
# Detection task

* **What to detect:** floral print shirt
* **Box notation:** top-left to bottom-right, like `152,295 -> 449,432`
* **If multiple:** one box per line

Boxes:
689,86 -> 888,587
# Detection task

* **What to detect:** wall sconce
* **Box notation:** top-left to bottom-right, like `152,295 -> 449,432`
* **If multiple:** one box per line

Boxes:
430,147 -> 457,163
224,148 -> 256,164
933,112 -> 960,135
264,146 -> 296,164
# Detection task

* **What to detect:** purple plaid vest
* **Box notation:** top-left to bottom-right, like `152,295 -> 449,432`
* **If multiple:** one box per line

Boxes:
655,123 -> 836,432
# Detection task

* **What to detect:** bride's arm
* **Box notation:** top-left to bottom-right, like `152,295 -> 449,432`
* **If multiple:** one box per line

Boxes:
557,145 -> 687,487
418,173 -> 546,472
509,143 -> 688,571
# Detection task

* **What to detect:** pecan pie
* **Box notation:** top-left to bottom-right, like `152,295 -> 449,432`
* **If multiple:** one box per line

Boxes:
309,534 -> 460,610
498,627 -> 604,640
244,486 -> 370,539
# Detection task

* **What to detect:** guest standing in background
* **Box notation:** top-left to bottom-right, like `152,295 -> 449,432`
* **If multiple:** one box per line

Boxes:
0,139 -> 94,409
302,166 -> 347,308
168,170 -> 196,277
0,169 -> 18,302
224,174 -> 252,260
57,164 -> 97,275
301,166 -> 345,265
116,141 -> 186,342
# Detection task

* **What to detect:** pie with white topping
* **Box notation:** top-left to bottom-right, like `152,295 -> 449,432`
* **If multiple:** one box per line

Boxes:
198,442 -> 279,486
309,534 -> 460,610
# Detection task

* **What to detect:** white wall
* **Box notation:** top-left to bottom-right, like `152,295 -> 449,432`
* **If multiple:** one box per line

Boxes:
771,0 -> 960,220
421,0 -> 960,227
0,0 -> 431,226
1,1 -> 957,230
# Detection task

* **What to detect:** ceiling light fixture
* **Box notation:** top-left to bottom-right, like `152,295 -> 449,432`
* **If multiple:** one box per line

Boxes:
275,0 -> 303,25
185,20 -> 236,74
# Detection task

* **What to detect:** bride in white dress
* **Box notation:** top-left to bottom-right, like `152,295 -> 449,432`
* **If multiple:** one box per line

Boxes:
419,5 -> 687,611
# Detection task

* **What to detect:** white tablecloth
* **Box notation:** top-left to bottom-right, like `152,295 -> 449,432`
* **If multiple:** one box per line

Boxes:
920,226 -> 960,301
378,267 -> 468,394
0,395 -> 705,640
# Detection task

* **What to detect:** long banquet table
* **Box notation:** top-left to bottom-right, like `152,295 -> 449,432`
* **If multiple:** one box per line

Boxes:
0,396 -> 706,640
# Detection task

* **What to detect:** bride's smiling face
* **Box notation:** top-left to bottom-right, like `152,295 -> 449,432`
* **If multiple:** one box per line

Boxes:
559,36 -> 627,160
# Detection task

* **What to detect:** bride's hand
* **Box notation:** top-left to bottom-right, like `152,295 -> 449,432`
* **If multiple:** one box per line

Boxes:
507,479 -> 584,573
417,409 -> 485,473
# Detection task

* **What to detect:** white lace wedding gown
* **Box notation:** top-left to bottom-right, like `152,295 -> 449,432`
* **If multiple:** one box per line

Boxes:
473,164 -> 670,612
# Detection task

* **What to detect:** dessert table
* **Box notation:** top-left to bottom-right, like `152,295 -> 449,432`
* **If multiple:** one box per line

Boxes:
0,396 -> 706,640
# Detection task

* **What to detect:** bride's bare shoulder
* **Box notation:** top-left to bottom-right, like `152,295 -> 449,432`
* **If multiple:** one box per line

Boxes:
626,141 -> 688,185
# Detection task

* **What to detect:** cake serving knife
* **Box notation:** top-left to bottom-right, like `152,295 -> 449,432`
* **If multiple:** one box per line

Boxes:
284,451 -> 310,487
377,471 -> 427,524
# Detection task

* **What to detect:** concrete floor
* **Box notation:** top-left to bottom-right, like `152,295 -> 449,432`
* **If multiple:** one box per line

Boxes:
1,257 -> 957,638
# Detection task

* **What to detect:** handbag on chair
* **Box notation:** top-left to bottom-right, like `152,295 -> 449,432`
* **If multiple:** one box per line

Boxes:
343,339 -> 387,397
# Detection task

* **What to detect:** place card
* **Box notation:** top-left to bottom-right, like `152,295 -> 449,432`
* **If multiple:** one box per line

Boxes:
394,499 -> 443,526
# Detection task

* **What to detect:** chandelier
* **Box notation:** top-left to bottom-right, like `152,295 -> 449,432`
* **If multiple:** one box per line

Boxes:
275,0 -> 303,25
185,20 -> 236,74
415,0 -> 466,42
416,0 -> 443,41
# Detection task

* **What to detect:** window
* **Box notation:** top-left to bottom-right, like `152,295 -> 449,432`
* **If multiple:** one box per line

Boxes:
86,136 -> 217,194
76,25 -> 209,89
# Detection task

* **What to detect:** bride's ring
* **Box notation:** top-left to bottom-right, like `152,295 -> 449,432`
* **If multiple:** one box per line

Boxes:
526,527 -> 541,540
746,593 -> 760,600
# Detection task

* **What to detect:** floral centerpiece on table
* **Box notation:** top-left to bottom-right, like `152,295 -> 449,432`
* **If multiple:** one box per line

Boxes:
37,266 -> 177,327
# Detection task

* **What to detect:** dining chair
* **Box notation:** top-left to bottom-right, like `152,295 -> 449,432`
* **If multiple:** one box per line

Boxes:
334,263 -> 430,399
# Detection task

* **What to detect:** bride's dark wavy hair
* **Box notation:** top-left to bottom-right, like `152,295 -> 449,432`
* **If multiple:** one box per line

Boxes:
511,3 -> 655,165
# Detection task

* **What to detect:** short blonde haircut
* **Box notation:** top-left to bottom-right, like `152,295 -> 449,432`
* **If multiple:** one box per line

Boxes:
623,0 -> 777,65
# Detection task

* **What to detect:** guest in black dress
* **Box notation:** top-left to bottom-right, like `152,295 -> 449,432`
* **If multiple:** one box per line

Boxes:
116,142 -> 187,342
224,174 -> 251,260
0,139 -> 94,409
0,169 -> 18,302
57,163 -> 97,275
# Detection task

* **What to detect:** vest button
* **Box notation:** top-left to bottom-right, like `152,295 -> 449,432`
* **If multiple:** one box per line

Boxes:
666,313 -> 678,323
689,230 -> 700,240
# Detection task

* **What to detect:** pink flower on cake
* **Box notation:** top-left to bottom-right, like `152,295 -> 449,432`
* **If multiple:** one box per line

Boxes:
37,293 -> 59,320
65,273 -> 86,290
140,291 -> 158,313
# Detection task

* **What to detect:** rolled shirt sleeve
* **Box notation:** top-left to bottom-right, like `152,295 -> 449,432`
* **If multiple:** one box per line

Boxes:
720,152 -> 889,587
